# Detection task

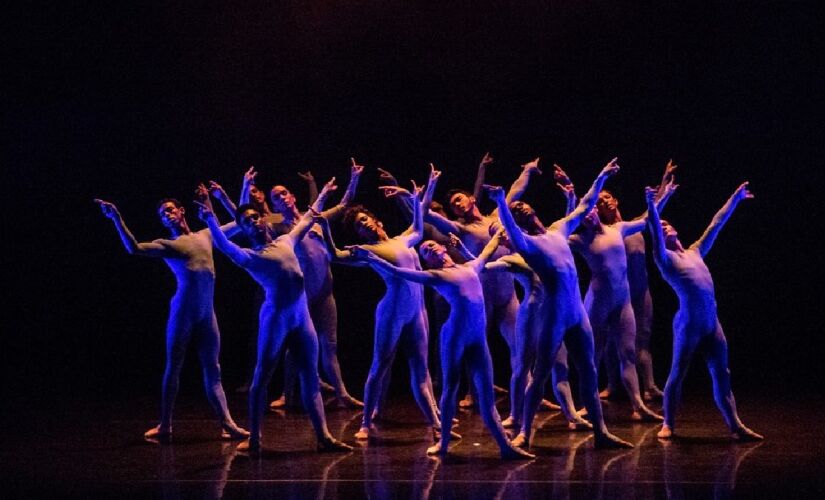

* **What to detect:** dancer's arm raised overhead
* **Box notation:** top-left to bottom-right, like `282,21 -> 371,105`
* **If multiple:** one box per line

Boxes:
314,159 -> 364,221
645,186 -> 671,269
554,158 -> 620,236
473,152 -> 495,200
195,183 -> 240,236
690,182 -> 753,257
448,233 -> 476,261
379,184 -> 423,246
553,164 -> 578,215
349,246 -> 439,285
196,200 -> 252,268
207,180 -> 238,216
619,178 -> 678,237
297,170 -> 319,204
485,184 -> 530,254
506,157 -> 542,204
468,228 -> 505,273
94,199 -> 170,257
239,166 -> 258,206
288,177 -> 338,243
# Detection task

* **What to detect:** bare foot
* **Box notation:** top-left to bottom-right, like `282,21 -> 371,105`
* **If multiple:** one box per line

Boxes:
318,436 -> 354,452
269,395 -> 286,409
237,438 -> 261,455
501,445 -> 536,460
458,394 -> 475,408
221,422 -> 251,440
631,406 -> 664,422
539,399 -> 561,411
599,388 -> 612,399
594,432 -> 634,449
510,433 -> 529,449
335,395 -> 364,408
426,441 -> 447,456
433,427 -> 462,441
144,425 -> 172,443
567,418 -> 593,431
501,416 -> 520,429
354,426 -> 372,440
732,426 -> 764,442
657,424 -> 674,439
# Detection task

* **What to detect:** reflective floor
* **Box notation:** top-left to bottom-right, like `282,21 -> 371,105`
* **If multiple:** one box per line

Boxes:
3,392 -> 824,498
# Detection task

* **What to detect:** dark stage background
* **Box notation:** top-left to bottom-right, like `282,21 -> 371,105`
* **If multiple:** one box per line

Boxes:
4,1 -> 823,414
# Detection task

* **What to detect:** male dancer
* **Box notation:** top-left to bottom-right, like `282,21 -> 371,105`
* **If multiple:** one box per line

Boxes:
332,167 -> 442,440
247,160 -> 364,408
197,178 -> 352,453
350,216 -> 534,459
645,183 -> 762,441
487,158 -> 633,449
95,197 -> 248,442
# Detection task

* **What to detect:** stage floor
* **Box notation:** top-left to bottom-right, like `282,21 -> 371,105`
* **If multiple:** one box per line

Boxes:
3,391 -> 824,498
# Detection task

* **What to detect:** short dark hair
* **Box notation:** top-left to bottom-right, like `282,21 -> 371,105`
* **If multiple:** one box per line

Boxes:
156,198 -> 182,212
235,203 -> 259,225
446,189 -> 472,205
343,204 -> 379,229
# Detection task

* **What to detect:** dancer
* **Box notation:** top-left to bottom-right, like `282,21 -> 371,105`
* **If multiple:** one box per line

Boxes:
247,160 -> 363,409
487,157 -> 633,449
425,155 -> 541,407
350,221 -> 534,459
563,176 -> 676,421
332,167 -> 442,440
94,197 -> 248,442
197,179 -> 352,453
644,183 -> 762,441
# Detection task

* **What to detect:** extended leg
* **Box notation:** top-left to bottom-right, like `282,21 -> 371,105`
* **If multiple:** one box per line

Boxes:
552,343 -> 591,430
357,308 -> 403,438
401,312 -> 440,428
634,289 -> 661,398
428,335 -> 461,456
614,303 -> 661,421
148,309 -> 192,439
311,293 -> 362,407
658,318 -> 699,438
246,316 -> 287,451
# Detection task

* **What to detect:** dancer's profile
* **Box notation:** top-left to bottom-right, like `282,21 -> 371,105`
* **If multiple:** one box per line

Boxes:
644,183 -> 762,441
487,158 -> 633,450
196,179 -> 352,453
95,196 -> 248,442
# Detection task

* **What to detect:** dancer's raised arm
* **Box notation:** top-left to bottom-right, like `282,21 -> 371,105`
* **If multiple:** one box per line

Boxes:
208,180 -> 238,216
288,177 -> 338,242
197,201 -> 252,268
645,186 -> 670,267
350,246 -> 439,285
619,178 -> 678,237
297,170 -> 319,204
556,158 -> 620,236
239,166 -> 258,206
379,184 -> 423,246
505,157 -> 542,205
468,228 -> 504,273
95,199 -> 169,257
448,233 -> 476,261
485,184 -> 530,253
553,164 -> 578,215
473,152 -> 494,200
690,182 -> 753,257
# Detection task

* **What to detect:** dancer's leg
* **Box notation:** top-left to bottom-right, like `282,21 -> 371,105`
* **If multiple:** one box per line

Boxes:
311,293 -> 361,407
613,303 -> 661,420
658,316 -> 699,438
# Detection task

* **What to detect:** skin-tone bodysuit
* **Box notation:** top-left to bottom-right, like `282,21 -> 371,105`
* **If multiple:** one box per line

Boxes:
645,183 -> 762,441
487,158 -> 634,450
95,197 -> 248,442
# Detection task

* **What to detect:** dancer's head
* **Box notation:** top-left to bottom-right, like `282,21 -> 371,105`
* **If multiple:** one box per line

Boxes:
659,219 -> 680,247
508,200 -> 545,235
156,198 -> 186,230
447,189 -> 476,218
419,240 -> 454,268
248,184 -> 269,212
270,185 -> 297,213
596,190 -> 621,223
235,203 -> 269,241
344,205 -> 386,242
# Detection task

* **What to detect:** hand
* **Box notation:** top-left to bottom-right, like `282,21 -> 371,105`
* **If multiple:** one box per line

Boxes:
378,185 -> 412,198
479,152 -> 494,168
661,178 -> 679,198
193,200 -> 215,221
410,180 -> 424,198
377,167 -> 398,186
94,199 -> 120,219
297,170 -> 314,183
553,164 -> 572,185
319,177 -> 338,197
350,157 -> 365,177
243,166 -> 257,186
663,159 -> 678,181
645,186 -> 658,203
428,163 -> 442,183
447,233 -> 462,248
600,157 -> 620,177
522,157 -> 542,175
482,184 -> 505,200
195,182 -> 210,201
733,181 -> 754,201
208,180 -> 227,200
557,182 -> 576,199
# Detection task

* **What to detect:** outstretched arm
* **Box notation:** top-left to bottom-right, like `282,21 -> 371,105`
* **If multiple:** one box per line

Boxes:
556,158 -> 619,236
196,183 -> 239,237
195,201 -> 252,268
208,180 -> 238,216
690,182 -> 753,257
645,187 -> 669,267
448,233 -> 476,261
350,246 -> 439,285
239,166 -> 258,206
380,184 -> 423,246
469,228 -> 504,273
473,152 -> 494,200
620,179 -> 678,237
554,164 -> 578,215
318,159 -> 365,222
297,170 -> 319,205
94,200 -> 169,257
289,178 -> 338,243
485,184 -> 530,254
313,213 -> 359,263
504,157 -> 542,205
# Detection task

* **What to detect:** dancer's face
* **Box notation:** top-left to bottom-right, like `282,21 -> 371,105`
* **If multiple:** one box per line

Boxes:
660,220 -> 679,243
270,185 -> 296,213
353,211 -> 382,241
157,201 -> 185,229
419,240 -> 449,268
238,208 -> 267,238
249,185 -> 267,205
449,192 -> 475,217
509,201 -> 535,229
597,191 -> 619,219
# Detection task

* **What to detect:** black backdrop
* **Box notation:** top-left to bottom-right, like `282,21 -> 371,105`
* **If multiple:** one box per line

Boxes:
4,1 -> 823,409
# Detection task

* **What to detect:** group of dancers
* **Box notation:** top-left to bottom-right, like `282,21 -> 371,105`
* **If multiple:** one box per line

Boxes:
96,153 -> 763,458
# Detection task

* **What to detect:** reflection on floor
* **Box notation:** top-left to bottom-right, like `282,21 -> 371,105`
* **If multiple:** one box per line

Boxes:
2,392 -> 824,498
